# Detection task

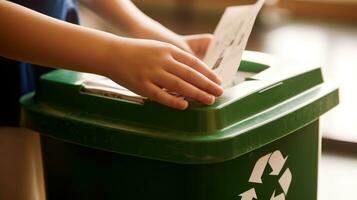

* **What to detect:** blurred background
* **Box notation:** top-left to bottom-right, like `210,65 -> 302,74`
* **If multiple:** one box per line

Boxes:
79,0 -> 357,199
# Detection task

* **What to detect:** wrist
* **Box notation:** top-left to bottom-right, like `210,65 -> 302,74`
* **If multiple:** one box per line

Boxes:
97,35 -> 123,78
101,36 -> 135,81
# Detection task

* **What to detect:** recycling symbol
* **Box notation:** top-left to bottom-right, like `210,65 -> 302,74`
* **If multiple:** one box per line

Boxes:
239,150 -> 292,200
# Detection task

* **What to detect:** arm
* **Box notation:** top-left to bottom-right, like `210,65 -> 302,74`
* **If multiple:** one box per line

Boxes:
79,0 -> 212,59
0,1 -> 222,110
79,0 -> 191,51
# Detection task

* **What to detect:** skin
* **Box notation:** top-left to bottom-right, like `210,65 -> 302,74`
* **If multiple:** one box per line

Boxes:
0,0 -> 223,110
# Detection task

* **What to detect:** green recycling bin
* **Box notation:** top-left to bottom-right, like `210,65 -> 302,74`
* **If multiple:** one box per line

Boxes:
20,51 -> 338,200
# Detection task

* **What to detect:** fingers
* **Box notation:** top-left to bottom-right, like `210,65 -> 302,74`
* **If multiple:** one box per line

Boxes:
182,34 -> 213,62
145,83 -> 188,110
184,33 -> 213,41
189,34 -> 213,60
154,71 -> 215,106
171,46 -> 222,85
166,59 -> 223,97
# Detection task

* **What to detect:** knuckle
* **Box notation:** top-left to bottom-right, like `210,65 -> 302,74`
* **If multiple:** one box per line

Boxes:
184,68 -> 195,80
190,56 -> 200,67
150,89 -> 162,101
159,46 -> 175,59
148,88 -> 161,101
209,73 -> 217,81
162,43 -> 175,51
194,90 -> 204,101
206,81 -> 215,92
164,56 -> 175,66
173,79 -> 183,91
136,73 -> 146,82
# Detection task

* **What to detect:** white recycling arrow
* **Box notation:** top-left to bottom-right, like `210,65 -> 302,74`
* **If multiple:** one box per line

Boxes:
241,150 -> 292,200
270,191 -> 285,200
269,150 -> 288,176
248,153 -> 271,183
239,188 -> 257,200
279,168 -> 292,194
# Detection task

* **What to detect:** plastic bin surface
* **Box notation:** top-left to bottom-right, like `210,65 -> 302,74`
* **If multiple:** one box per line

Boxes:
20,51 -> 339,200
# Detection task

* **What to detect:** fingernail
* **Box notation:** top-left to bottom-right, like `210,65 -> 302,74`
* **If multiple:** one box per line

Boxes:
214,86 -> 224,96
207,95 -> 215,105
179,100 -> 188,110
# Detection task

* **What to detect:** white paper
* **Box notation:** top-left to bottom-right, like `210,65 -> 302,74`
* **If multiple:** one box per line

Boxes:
203,0 -> 265,87
81,73 -> 146,104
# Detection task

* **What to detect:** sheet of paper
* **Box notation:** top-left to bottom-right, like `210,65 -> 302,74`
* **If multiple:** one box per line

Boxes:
203,0 -> 265,88
81,73 -> 147,104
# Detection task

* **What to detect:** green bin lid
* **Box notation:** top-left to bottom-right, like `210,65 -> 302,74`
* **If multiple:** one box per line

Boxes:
20,51 -> 339,164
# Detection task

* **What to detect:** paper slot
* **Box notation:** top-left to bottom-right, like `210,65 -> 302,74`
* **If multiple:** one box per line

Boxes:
81,74 -> 183,104
82,77 -> 146,104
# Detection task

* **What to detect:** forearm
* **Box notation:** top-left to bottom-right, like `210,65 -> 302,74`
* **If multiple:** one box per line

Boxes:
79,0 -> 190,52
0,1 -> 119,77
0,1 -> 222,110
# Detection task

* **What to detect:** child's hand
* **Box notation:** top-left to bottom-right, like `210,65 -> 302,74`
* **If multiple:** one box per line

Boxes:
156,34 -> 213,60
106,38 -> 223,110
183,34 -> 213,60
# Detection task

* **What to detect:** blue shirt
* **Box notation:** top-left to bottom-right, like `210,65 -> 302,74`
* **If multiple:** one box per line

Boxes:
0,0 -> 79,126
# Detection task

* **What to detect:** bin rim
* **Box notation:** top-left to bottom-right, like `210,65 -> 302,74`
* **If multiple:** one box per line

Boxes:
20,82 -> 339,164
